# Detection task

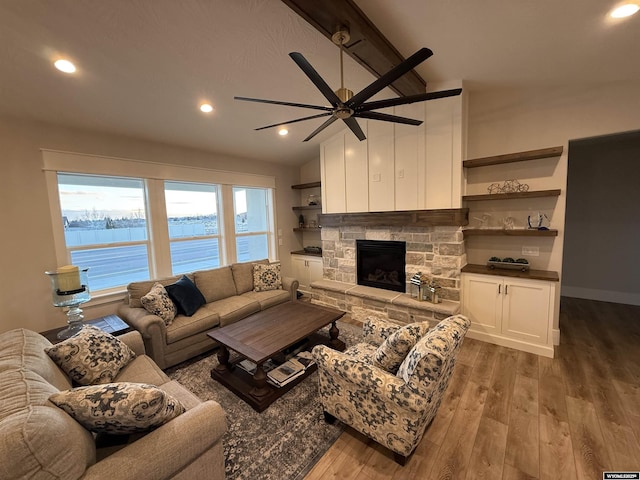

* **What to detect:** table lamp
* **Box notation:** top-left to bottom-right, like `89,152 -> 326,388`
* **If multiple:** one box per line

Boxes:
45,266 -> 91,339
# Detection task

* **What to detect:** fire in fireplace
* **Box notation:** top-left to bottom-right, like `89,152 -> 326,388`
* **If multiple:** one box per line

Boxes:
356,240 -> 406,293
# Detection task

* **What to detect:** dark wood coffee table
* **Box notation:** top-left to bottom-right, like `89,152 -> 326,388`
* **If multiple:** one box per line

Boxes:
207,301 -> 345,412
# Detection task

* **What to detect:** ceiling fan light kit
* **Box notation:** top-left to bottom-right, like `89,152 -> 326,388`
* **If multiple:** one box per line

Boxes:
235,27 -> 462,142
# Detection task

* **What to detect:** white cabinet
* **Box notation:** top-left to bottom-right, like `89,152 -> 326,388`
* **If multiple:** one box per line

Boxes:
395,103 -> 424,210
291,254 -> 323,291
462,272 -> 555,357
344,130 -> 369,212
320,134 -> 346,214
367,110 -> 395,212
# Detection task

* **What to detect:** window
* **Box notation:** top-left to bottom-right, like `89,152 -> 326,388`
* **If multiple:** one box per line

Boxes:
164,181 -> 221,274
57,174 -> 150,291
233,187 -> 273,262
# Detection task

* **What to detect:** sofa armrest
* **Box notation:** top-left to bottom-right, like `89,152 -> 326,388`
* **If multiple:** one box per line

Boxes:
117,301 -> 169,368
117,330 -> 146,356
312,345 -> 426,413
82,400 -> 227,480
281,276 -> 299,301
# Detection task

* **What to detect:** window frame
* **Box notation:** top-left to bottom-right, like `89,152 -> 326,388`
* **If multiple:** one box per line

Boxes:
43,150 -> 277,302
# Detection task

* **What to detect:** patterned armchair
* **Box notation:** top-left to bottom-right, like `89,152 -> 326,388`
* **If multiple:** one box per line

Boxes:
312,314 -> 470,465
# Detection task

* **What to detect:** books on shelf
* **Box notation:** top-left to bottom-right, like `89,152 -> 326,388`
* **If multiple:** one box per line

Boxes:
266,352 -> 316,387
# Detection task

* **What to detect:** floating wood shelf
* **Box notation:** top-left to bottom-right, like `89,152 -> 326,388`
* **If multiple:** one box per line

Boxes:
291,181 -> 321,189
463,189 -> 561,202
292,205 -> 322,211
463,229 -> 558,237
463,146 -> 563,168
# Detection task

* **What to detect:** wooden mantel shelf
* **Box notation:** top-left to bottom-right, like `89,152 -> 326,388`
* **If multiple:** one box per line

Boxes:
318,208 -> 469,228
463,189 -> 561,202
463,228 -> 558,237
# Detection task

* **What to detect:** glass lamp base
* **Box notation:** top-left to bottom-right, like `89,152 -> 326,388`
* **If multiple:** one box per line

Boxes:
56,321 -> 85,340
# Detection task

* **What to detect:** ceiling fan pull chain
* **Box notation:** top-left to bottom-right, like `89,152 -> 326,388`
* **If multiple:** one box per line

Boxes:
339,38 -> 345,91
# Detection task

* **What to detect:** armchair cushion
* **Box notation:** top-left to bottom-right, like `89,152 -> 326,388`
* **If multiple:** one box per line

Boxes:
166,275 -> 206,317
362,317 -> 401,346
141,282 -> 178,325
45,325 -> 136,386
49,382 -> 185,435
373,322 -> 430,374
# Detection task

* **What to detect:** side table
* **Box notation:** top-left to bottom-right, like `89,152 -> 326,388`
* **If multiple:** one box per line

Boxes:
40,314 -> 131,344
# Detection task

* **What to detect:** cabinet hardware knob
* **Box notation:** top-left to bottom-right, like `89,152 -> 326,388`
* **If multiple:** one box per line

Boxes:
505,285 -> 509,295
498,284 -> 501,294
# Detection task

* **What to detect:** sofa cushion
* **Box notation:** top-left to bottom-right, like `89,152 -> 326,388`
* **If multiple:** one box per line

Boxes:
165,304 -> 221,344
194,266 -> 238,303
253,262 -> 282,292
49,382 -> 185,435
127,274 -> 186,308
165,275 -> 206,317
231,259 -> 269,294
0,328 -> 71,391
115,354 -> 171,386
45,325 -> 136,386
241,289 -> 290,310
373,322 -> 430,374
141,282 -> 178,325
207,296 -> 261,327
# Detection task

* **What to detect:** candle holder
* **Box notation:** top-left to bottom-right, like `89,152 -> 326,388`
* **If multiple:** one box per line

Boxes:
45,268 -> 91,339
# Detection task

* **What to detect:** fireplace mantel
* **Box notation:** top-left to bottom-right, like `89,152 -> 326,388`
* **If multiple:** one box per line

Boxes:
318,208 -> 468,228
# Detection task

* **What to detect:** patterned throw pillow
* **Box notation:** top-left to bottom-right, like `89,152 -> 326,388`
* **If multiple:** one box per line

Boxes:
141,282 -> 177,325
45,325 -> 136,386
49,382 -> 185,434
165,275 -> 206,316
373,322 -> 431,374
253,262 -> 282,292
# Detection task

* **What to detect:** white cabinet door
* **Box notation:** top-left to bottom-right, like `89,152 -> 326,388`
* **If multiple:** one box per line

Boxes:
344,130 -> 369,212
394,103 -> 424,210
320,133 -> 346,213
291,256 -> 308,288
307,256 -> 323,284
367,113 -> 395,211
462,273 -> 502,335
502,279 -> 551,344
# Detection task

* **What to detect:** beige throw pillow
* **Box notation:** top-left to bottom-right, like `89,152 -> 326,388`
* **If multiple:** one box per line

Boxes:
253,262 -> 282,292
373,322 -> 431,374
141,282 -> 177,325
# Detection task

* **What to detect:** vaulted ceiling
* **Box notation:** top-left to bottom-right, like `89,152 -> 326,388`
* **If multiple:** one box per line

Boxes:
0,0 -> 637,165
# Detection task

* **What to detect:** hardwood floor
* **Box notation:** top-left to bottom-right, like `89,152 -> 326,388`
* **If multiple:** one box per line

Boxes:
304,297 -> 640,479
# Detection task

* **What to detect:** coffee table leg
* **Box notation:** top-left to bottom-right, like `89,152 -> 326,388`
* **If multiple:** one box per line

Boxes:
329,321 -> 341,348
214,345 -> 230,373
250,364 -> 271,398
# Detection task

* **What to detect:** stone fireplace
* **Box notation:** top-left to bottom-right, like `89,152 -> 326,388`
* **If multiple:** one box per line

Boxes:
309,209 -> 468,325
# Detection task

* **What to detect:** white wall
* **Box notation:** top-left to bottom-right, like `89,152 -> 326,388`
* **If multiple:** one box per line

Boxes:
0,115 -> 300,334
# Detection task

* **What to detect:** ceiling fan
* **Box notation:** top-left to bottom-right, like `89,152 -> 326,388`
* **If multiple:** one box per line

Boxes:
235,28 -> 462,142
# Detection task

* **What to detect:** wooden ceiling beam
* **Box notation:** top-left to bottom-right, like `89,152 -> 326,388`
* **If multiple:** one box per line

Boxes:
281,0 -> 427,97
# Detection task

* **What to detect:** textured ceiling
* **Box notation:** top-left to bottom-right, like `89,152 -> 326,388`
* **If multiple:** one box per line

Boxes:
0,0 -> 638,166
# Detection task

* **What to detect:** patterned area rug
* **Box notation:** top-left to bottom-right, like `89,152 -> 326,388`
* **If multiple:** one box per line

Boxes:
166,320 -> 361,480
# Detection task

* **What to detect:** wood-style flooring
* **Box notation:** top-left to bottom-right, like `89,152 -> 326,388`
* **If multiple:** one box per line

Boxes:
304,296 -> 640,479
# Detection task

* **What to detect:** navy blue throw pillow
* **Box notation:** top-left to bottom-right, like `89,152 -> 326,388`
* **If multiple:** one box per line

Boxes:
165,275 -> 206,317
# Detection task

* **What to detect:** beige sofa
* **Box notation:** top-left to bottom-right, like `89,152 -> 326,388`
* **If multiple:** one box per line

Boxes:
0,328 -> 227,480
118,260 -> 299,369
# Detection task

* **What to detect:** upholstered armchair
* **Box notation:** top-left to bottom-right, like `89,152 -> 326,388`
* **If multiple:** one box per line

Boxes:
312,314 -> 470,465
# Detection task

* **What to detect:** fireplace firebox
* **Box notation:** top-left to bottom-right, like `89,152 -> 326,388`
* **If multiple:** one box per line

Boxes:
356,240 -> 406,293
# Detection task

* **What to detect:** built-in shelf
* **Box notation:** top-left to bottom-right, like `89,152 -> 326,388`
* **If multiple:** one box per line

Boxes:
463,146 -> 563,168
293,227 -> 321,232
463,189 -> 561,202
292,205 -> 322,211
463,229 -> 558,237
291,181 -> 321,189
290,249 -> 322,257
462,264 -> 559,282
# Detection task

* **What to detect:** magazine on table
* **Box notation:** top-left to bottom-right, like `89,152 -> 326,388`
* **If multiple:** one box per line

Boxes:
266,352 -> 316,387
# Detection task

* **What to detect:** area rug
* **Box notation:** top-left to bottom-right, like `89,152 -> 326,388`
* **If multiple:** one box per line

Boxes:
166,320 -> 361,480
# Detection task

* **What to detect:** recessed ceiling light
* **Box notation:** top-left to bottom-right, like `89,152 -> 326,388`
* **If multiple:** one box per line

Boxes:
610,3 -> 639,17
278,128 -> 288,136
54,59 -> 76,74
200,103 -> 213,113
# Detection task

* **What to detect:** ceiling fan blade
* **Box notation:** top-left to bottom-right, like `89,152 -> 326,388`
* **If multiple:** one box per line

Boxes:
356,111 -> 422,126
289,52 -> 342,108
254,112 -> 332,131
356,89 -> 463,112
303,116 -> 338,142
234,96 -> 333,112
342,117 -> 366,141
347,48 -> 433,108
